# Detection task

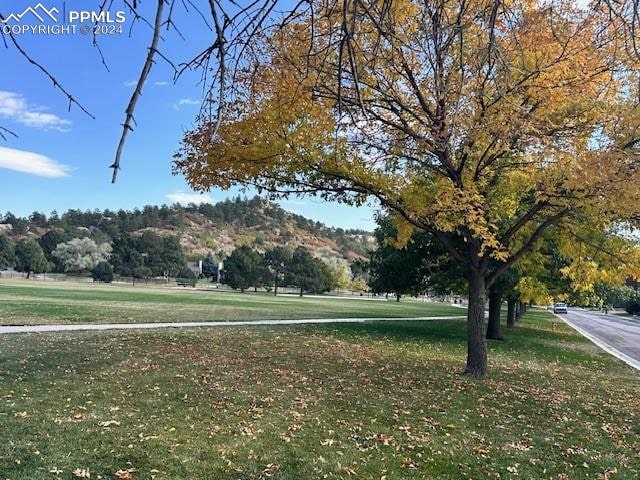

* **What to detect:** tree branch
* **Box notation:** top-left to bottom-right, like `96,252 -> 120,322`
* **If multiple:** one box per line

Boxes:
111,0 -> 165,183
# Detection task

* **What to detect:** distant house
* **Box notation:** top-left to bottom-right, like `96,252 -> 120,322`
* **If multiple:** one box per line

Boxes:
0,224 -> 13,233
186,260 -> 203,276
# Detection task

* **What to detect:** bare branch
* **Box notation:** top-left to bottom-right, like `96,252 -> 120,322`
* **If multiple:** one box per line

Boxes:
0,12 -> 94,119
0,126 -> 18,141
111,0 -> 165,183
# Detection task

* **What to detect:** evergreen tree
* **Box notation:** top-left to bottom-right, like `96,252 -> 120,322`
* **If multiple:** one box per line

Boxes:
91,261 -> 114,283
14,239 -> 49,279
224,246 -> 265,293
285,247 -> 332,296
202,252 -> 219,281
38,230 -> 72,272
0,236 -> 16,270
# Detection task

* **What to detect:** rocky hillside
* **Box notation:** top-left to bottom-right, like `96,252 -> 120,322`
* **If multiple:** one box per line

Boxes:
1,196 -> 374,266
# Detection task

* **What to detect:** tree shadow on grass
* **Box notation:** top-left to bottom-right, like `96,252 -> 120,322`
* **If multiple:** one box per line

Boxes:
311,319 -> 468,347
309,314 -> 602,367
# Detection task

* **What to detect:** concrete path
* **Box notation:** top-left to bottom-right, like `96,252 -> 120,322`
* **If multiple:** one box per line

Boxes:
558,309 -> 640,371
0,315 -> 466,334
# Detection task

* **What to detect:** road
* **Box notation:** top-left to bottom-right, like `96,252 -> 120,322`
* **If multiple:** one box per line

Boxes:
0,315 -> 466,335
560,308 -> 640,371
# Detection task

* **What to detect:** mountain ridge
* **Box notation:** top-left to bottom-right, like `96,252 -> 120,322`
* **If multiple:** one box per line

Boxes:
0,196 -> 374,266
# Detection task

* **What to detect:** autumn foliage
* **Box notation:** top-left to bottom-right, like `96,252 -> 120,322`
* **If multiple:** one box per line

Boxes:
174,0 -> 640,377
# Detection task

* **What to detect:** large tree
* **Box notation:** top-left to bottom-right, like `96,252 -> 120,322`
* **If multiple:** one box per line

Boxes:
174,1 -> 640,377
368,218 -> 434,301
224,245 -> 266,293
285,247 -> 334,296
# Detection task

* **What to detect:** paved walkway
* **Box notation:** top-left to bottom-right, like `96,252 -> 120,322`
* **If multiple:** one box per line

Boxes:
559,309 -> 640,371
0,315 -> 466,334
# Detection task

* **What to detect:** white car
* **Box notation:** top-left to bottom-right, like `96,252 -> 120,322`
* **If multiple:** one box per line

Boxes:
553,302 -> 568,314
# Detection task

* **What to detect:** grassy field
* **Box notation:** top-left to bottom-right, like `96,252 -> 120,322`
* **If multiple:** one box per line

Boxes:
1,309 -> 639,479
0,280 -> 464,325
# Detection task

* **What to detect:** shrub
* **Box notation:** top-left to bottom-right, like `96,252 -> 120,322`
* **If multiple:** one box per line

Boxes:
91,261 -> 114,283
176,267 -> 197,287
625,300 -> 640,316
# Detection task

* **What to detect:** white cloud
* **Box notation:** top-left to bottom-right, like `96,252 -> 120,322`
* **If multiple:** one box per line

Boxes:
0,91 -> 71,131
0,146 -> 71,178
166,191 -> 213,205
154,81 -> 170,86
172,98 -> 200,110
123,80 -> 137,87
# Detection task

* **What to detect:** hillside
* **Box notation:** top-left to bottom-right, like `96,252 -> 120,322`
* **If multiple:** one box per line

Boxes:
0,196 -> 374,266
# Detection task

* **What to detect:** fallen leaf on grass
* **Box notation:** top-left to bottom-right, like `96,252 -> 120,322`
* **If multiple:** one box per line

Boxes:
99,420 -> 121,428
114,468 -> 136,479
342,466 -> 357,476
262,464 -> 280,477
402,458 -> 418,469
473,445 -> 489,454
72,468 -> 90,478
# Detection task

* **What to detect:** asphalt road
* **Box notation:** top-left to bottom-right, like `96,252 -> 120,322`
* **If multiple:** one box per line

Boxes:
561,308 -> 640,371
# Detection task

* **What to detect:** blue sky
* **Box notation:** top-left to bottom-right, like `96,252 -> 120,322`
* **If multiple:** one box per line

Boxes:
0,0 -> 377,230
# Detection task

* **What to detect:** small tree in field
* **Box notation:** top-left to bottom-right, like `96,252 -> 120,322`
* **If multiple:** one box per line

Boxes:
91,261 -> 114,283
176,266 -> 197,287
264,246 -> 292,296
312,258 -> 338,294
14,239 -> 49,279
202,252 -> 219,282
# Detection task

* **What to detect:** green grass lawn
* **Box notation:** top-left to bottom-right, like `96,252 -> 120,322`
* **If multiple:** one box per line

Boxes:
1,310 -> 639,479
0,280 -> 464,325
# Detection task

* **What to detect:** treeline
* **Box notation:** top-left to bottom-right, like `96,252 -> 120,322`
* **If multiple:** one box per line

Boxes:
0,196 -> 371,258
0,228 -> 354,296
0,230 -> 189,282
365,217 -> 640,333
220,245 -> 340,296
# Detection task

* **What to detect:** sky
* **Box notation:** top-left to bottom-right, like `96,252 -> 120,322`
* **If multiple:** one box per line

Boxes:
0,0 -> 377,230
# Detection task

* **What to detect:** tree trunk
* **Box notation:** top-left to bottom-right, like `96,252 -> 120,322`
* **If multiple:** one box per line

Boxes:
26,270 -> 31,279
464,271 -> 488,378
396,293 -> 401,302
486,287 -> 503,340
300,286 -> 303,297
516,301 -> 523,320
274,282 -> 278,296
507,298 -> 516,328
